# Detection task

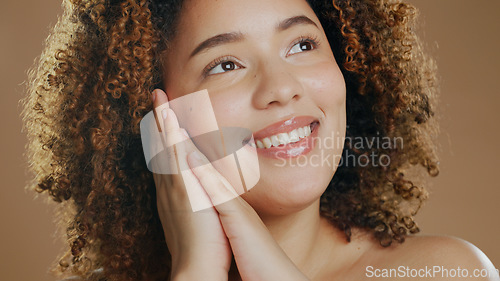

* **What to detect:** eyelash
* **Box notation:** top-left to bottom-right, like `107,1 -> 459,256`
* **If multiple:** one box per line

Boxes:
290,34 -> 320,54
203,55 -> 236,77
202,34 -> 321,77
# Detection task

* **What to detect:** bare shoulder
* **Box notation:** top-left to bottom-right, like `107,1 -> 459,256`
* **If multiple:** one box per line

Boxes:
361,234 -> 499,280
396,235 -> 495,265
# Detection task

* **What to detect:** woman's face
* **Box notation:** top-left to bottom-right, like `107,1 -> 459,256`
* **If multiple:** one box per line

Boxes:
163,0 -> 346,216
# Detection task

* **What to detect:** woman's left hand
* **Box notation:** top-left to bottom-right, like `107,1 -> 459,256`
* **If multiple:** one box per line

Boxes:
186,150 -> 310,281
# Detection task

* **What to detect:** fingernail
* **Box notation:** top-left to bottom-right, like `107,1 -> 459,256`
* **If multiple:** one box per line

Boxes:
162,108 -> 168,120
152,90 -> 157,102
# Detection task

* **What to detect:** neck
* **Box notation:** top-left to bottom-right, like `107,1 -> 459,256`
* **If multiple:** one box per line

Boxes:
261,200 -> 324,267
229,199 -> 348,280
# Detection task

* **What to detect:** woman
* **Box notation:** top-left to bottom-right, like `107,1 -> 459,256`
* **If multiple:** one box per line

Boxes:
22,0 -> 498,280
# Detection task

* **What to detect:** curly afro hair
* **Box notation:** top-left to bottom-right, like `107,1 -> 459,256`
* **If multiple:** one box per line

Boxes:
21,0 -> 439,280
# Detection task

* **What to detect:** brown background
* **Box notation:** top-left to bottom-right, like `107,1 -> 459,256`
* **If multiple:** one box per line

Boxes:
1,1 -> 498,280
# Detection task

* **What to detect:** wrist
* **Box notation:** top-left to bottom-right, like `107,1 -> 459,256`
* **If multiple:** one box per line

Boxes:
170,262 -> 228,281
171,269 -> 227,281
170,249 -> 230,281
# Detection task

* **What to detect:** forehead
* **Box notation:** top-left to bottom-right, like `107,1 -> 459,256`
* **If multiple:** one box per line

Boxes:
174,0 -> 318,42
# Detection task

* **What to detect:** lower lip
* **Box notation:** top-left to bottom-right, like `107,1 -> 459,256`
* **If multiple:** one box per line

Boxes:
254,122 -> 319,159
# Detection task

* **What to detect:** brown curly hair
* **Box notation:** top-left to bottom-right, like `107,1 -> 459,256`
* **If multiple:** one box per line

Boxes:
21,0 -> 439,280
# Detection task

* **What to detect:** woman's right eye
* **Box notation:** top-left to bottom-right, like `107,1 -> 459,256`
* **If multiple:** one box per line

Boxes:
204,57 -> 242,76
208,61 -> 238,75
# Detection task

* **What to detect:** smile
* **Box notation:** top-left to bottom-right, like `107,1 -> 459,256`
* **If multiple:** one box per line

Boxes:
247,118 -> 320,159
256,121 -> 318,149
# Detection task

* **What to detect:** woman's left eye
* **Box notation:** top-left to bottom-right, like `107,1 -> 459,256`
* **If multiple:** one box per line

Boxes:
288,39 -> 317,56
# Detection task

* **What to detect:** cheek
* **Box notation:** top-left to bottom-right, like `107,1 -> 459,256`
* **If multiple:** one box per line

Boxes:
210,93 -> 247,124
302,60 -> 346,110
303,60 -> 347,156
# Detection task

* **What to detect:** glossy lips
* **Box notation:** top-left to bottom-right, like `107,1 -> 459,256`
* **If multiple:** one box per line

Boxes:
249,116 -> 320,159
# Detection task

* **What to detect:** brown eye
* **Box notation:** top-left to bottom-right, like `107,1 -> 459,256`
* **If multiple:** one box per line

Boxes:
300,41 -> 313,51
205,58 -> 242,76
288,38 -> 317,56
221,61 -> 236,71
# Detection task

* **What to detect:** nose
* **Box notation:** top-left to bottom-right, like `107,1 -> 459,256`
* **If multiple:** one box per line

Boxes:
251,60 -> 304,109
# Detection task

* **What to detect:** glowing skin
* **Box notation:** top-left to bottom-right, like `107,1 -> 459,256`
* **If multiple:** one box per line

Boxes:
162,0 -> 346,218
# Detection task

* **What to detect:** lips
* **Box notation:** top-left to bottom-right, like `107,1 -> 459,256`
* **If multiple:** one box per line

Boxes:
255,119 -> 319,159
251,115 -> 319,142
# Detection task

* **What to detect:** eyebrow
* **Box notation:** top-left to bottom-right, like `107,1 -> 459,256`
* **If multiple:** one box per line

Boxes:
189,15 -> 319,59
189,32 -> 244,59
276,15 -> 318,32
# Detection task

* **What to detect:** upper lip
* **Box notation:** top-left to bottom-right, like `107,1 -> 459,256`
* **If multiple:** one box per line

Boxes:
251,115 -> 319,141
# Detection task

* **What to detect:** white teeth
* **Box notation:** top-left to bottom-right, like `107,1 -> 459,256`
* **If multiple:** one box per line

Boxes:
271,135 -> 280,147
289,129 -> 300,142
256,140 -> 264,148
297,127 -> 305,138
257,124 -> 314,149
263,137 -> 272,149
305,125 -> 311,136
278,133 -> 290,145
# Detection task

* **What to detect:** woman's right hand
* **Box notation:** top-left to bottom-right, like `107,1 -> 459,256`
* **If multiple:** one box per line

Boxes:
151,89 -> 232,281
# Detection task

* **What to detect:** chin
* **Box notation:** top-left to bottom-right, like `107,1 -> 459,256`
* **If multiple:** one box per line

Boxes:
239,128 -> 342,216
241,166 -> 332,217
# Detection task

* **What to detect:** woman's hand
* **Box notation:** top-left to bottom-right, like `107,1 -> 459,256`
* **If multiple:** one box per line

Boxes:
152,88 -> 309,281
186,147 -> 310,281
152,89 -> 231,281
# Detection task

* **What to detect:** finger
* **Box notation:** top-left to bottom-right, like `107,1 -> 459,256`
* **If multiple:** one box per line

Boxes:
151,89 -> 184,176
185,149 -> 271,237
152,89 -> 215,211
152,89 -> 169,133
153,118 -> 192,209
151,89 -> 186,208
152,89 -> 203,173
187,150 -> 241,209
153,89 -> 183,141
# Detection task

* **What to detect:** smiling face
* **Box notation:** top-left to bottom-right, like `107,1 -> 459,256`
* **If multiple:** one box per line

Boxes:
162,0 -> 346,216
